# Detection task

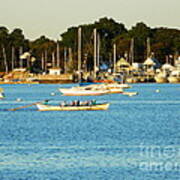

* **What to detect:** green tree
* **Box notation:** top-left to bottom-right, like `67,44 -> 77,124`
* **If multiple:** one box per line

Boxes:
0,27 -> 9,71
129,22 -> 151,62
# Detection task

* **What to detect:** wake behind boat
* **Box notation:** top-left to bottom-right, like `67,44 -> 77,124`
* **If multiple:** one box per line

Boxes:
36,102 -> 110,111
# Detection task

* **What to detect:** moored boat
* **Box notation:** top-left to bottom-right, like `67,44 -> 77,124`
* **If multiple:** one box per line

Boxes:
122,92 -> 138,96
59,82 -> 128,96
104,83 -> 131,89
168,76 -> 180,83
0,88 -> 4,99
154,72 -> 168,83
0,93 -> 4,99
126,77 -> 138,83
168,70 -> 180,83
36,103 -> 110,111
59,87 -> 109,96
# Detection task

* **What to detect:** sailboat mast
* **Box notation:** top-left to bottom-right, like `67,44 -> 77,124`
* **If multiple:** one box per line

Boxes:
52,52 -> 55,68
41,53 -> 44,71
93,28 -> 97,78
64,47 -> 67,73
68,47 -> 73,69
113,43 -> 116,73
130,38 -> 134,64
56,41 -> 60,68
45,50 -> 48,72
97,33 -> 100,70
2,45 -> 8,73
19,46 -> 23,68
78,27 -> 82,80
11,46 -> 15,71
147,37 -> 151,58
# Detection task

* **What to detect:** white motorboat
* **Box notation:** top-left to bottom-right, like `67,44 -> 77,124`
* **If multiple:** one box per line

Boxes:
59,87 -> 109,96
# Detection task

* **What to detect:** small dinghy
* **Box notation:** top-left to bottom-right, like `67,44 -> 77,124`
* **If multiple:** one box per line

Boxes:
122,92 -> 138,96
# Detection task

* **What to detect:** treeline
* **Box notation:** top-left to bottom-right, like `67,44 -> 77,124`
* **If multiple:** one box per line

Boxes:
0,17 -> 179,72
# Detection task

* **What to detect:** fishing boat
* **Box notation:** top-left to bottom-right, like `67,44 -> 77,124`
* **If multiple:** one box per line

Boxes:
36,103 -> 110,111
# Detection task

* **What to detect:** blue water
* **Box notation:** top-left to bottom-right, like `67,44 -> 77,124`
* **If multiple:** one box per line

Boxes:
0,84 -> 179,180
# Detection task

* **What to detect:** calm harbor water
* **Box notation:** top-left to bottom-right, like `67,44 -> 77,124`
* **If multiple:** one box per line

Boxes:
0,84 -> 179,180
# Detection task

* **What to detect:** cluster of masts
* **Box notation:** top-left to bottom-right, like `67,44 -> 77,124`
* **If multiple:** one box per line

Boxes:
1,28 -> 179,81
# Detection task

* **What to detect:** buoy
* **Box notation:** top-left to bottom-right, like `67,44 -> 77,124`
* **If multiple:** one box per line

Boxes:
16,98 -> 22,102
156,89 -> 160,93
51,92 -> 55,96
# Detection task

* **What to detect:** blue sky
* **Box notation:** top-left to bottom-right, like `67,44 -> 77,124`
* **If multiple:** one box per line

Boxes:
0,0 -> 179,40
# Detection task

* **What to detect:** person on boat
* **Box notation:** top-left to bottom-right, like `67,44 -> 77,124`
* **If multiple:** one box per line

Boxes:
43,100 -> 49,105
60,101 -> 67,107
86,101 -> 91,106
80,101 -> 88,106
69,101 -> 73,106
91,100 -> 96,105
77,100 -> 80,106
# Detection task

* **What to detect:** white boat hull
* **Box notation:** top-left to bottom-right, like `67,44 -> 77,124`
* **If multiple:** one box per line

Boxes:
168,76 -> 180,83
107,88 -> 123,94
105,83 -> 131,89
155,76 -> 168,83
59,88 -> 108,96
0,93 -> 4,99
122,92 -> 138,96
103,83 -> 131,89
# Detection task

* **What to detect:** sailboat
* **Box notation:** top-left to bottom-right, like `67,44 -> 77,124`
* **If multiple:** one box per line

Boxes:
168,70 -> 180,83
125,38 -> 138,83
155,71 -> 168,83
167,56 -> 180,83
155,56 -> 171,83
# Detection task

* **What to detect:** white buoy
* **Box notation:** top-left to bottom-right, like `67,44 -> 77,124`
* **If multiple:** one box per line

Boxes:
156,89 -> 160,93
16,98 -> 22,102
51,92 -> 55,96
